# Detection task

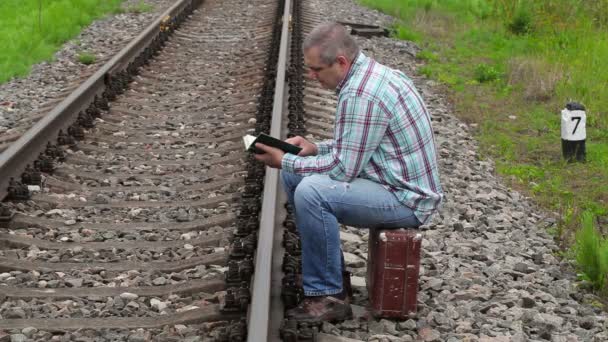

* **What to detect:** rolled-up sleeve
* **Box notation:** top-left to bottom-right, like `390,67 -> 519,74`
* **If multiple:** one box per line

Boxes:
280,95 -> 388,182
315,140 -> 333,155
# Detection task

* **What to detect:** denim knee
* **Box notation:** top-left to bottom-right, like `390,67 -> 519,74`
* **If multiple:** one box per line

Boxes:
293,176 -> 323,211
281,171 -> 303,207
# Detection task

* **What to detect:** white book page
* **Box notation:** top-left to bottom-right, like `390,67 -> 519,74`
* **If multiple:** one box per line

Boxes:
243,134 -> 256,150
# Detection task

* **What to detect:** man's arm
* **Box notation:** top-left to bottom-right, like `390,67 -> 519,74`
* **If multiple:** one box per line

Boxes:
315,139 -> 334,155
282,95 -> 388,182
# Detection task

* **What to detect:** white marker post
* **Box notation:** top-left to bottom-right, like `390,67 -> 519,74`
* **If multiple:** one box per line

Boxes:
561,102 -> 586,162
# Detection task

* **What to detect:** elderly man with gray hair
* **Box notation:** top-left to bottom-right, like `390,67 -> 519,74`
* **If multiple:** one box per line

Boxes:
254,22 -> 443,322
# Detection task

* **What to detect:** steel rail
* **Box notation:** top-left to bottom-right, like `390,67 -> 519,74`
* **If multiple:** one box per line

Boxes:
247,0 -> 292,340
0,0 -> 202,201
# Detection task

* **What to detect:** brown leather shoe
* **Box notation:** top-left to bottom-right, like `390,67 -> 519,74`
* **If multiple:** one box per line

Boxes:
285,295 -> 353,323
295,271 -> 353,303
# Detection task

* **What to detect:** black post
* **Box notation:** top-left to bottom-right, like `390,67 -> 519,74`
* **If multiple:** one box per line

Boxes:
561,102 -> 586,163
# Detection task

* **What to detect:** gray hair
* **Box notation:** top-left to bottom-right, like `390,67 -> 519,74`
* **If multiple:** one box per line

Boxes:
303,23 -> 360,65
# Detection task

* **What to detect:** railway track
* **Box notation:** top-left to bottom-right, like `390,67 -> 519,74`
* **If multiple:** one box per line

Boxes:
1,0 -> 347,340
0,0 -> 285,340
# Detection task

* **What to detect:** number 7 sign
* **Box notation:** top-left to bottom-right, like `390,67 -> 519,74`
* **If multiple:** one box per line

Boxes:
561,107 -> 586,141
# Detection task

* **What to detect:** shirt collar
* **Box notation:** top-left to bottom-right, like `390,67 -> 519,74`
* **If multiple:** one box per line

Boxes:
336,51 -> 366,94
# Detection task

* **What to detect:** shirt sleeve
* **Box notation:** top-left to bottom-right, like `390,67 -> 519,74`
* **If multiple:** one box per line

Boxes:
315,140 -> 333,155
281,95 -> 388,182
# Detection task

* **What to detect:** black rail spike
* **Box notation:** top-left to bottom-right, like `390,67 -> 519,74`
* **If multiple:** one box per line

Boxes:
68,124 -> 85,141
7,177 -> 30,201
228,319 -> 246,342
225,260 -> 241,287
103,74 -> 117,101
281,277 -> 301,310
57,129 -> 76,148
21,165 -> 34,186
235,220 -> 251,238
0,205 -> 13,228
127,62 -> 137,77
246,219 -> 258,233
283,230 -> 299,246
21,164 -> 41,186
37,153 -> 54,174
118,72 -> 129,91
77,111 -> 94,129
109,77 -> 121,95
282,254 -> 300,274
242,232 -> 257,258
237,281 -> 251,311
298,322 -> 318,341
246,200 -> 260,215
94,95 -> 109,111
45,142 -> 65,161
239,204 -> 253,218
284,236 -> 301,255
214,326 -> 229,342
283,218 -> 296,231
220,289 -> 240,314
280,319 -> 298,342
239,258 -> 254,281
229,238 -> 245,260
86,105 -> 100,119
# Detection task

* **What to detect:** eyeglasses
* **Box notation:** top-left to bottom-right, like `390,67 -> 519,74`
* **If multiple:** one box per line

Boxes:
308,61 -> 334,73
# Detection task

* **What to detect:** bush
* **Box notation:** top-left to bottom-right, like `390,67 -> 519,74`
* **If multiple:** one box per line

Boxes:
474,63 -> 500,83
508,6 -> 532,35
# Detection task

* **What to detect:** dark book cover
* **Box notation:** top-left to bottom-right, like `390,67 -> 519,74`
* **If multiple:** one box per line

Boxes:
243,133 -> 302,155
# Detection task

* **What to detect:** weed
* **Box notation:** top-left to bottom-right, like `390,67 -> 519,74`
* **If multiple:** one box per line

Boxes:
474,63 -> 501,83
508,5 -> 533,35
77,52 -> 96,65
574,212 -> 608,293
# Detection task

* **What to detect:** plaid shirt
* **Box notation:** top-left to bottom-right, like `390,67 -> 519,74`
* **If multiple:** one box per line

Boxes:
282,52 -> 443,224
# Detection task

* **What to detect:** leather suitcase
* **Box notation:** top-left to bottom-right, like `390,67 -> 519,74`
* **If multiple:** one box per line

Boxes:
367,228 -> 422,319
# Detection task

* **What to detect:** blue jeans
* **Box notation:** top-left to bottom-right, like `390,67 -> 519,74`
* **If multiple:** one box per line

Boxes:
281,171 -> 421,297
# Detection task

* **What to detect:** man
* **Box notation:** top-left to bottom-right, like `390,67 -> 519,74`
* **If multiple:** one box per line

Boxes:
254,22 -> 443,322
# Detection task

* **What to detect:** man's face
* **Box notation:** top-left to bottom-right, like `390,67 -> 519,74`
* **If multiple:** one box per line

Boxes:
304,46 -> 348,90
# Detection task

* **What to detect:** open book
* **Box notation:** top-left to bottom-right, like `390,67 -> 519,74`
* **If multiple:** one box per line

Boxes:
243,133 -> 302,155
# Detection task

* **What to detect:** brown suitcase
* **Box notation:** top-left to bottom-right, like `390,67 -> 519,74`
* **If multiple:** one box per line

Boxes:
367,228 -> 422,319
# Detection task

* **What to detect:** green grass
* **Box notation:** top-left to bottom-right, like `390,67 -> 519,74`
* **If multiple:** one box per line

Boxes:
77,52 -> 96,65
575,212 -> 608,294
359,0 -> 608,294
0,0 -> 124,83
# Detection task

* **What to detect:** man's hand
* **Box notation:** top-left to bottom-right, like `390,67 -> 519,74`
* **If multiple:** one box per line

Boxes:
285,136 -> 318,156
253,143 -> 285,169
